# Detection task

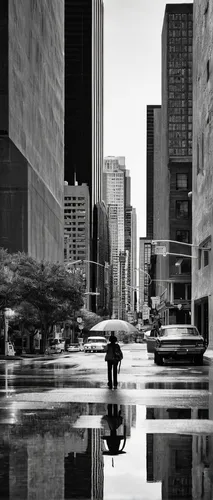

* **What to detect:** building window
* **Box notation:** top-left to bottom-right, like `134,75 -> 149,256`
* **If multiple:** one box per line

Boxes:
198,249 -> 202,269
176,230 -> 189,243
207,59 -> 210,81
176,173 -> 188,190
204,250 -> 209,267
174,283 -> 185,300
197,141 -> 200,174
176,200 -> 189,219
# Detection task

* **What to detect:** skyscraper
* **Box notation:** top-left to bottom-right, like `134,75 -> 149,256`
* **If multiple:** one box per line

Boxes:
146,105 -> 161,240
151,3 -> 193,325
0,0 -> 64,261
65,0 -> 104,232
103,157 -> 126,318
64,181 -> 90,308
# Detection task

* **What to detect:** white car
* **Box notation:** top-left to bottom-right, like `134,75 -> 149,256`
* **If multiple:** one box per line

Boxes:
67,343 -> 81,352
84,336 -> 108,353
46,340 -> 65,354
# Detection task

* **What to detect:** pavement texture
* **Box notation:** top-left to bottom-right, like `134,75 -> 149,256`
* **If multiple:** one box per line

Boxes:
0,343 -> 212,499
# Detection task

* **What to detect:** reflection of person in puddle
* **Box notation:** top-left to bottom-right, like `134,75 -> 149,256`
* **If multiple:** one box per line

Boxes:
102,404 -> 126,456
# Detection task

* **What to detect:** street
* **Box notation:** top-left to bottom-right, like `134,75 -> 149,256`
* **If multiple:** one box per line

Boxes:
0,344 -> 212,499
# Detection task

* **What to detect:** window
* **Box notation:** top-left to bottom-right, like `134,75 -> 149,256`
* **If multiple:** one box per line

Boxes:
176,200 -> 189,219
176,173 -> 188,190
207,59 -> 210,82
204,250 -> 209,267
176,230 -> 189,243
174,283 -> 185,300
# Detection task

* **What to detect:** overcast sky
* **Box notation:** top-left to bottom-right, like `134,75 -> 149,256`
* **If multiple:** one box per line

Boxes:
104,0 -> 193,239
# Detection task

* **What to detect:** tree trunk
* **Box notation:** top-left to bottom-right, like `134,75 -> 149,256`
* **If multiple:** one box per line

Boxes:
40,323 -> 48,354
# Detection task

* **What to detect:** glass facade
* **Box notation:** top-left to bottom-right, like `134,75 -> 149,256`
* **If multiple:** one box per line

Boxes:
168,12 -> 193,157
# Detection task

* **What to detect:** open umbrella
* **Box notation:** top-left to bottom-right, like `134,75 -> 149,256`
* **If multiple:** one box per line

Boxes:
90,319 -> 138,333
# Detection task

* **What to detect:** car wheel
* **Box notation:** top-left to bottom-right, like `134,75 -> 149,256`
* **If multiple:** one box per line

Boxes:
194,354 -> 203,366
154,352 -> 163,366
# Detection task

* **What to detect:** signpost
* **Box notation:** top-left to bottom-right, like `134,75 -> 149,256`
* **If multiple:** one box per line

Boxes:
153,245 -> 167,256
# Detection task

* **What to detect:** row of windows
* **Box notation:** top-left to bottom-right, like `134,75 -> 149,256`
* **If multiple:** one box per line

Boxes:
168,13 -> 193,21
169,83 -> 192,91
64,197 -> 85,201
169,67 -> 192,75
169,30 -> 193,37
169,101 -> 192,110
169,37 -> 192,45
168,61 -> 192,70
169,147 -> 192,156
169,125 -> 192,137
169,44 -> 192,53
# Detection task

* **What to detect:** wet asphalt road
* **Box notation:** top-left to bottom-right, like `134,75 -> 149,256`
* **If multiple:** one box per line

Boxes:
0,343 -> 212,499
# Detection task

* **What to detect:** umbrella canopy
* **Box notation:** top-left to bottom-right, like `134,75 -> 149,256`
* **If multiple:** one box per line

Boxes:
90,319 -> 138,333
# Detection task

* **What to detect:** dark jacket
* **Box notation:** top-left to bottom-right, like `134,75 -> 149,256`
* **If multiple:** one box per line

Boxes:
105,342 -> 123,362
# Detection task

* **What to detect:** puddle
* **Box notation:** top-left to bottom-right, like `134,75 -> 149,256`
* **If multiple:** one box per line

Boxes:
0,402 -> 213,499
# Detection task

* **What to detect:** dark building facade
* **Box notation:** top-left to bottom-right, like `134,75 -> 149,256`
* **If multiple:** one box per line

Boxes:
152,3 -> 193,325
0,0 -> 64,261
65,0 -> 104,232
146,105 -> 161,240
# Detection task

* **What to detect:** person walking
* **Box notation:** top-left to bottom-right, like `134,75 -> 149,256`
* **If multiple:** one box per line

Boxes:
105,334 -> 123,389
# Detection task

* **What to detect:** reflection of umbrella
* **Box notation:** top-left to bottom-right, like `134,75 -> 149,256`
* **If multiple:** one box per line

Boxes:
90,319 -> 138,333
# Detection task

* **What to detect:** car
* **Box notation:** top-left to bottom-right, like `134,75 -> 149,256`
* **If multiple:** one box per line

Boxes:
67,343 -> 81,352
46,340 -> 65,354
84,336 -> 108,353
151,324 -> 206,366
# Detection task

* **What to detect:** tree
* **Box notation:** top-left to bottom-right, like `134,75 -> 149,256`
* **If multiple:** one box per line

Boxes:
10,253 -> 85,352
79,309 -> 103,332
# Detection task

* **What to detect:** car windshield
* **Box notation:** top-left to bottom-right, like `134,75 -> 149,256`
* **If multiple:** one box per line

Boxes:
160,327 -> 199,336
87,338 -> 106,343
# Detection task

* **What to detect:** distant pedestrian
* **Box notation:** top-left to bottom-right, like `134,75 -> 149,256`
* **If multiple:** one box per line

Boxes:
105,334 -> 123,389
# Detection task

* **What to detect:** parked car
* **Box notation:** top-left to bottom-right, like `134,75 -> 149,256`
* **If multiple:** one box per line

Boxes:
149,324 -> 206,366
84,336 -> 108,353
46,340 -> 65,354
67,343 -> 81,353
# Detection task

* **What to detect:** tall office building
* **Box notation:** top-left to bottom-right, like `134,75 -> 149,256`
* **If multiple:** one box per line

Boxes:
146,105 -> 161,240
151,3 -> 193,325
64,181 -> 90,308
0,0 -> 64,261
139,238 -> 152,310
103,157 -> 126,318
191,0 -> 213,348
125,206 -> 137,319
65,0 -> 104,232
103,156 -> 137,318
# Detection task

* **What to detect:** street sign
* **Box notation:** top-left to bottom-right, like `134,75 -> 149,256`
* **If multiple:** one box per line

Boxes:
154,245 -> 167,256
142,311 -> 150,320
151,296 -> 160,308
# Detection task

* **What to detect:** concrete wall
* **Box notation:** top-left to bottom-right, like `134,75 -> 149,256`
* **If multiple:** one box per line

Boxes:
192,0 -> 213,345
6,0 -> 64,261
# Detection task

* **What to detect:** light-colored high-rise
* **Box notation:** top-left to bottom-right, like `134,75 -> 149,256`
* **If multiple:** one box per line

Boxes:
64,181 -> 90,309
103,157 -> 126,317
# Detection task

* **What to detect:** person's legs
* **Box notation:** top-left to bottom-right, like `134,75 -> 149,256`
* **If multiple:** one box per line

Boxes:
107,362 -> 113,388
113,362 -> 118,388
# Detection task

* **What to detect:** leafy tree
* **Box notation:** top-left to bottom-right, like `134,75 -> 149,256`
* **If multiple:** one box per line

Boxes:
8,253 -> 85,352
79,309 -> 103,332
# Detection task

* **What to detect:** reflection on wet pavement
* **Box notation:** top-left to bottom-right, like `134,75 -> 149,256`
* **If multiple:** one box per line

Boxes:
0,402 -> 213,499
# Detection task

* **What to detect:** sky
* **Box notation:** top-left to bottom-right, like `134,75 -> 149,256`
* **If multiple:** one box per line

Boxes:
104,0 -> 193,239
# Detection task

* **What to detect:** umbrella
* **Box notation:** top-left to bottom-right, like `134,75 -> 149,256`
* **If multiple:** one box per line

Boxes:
90,319 -> 138,333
